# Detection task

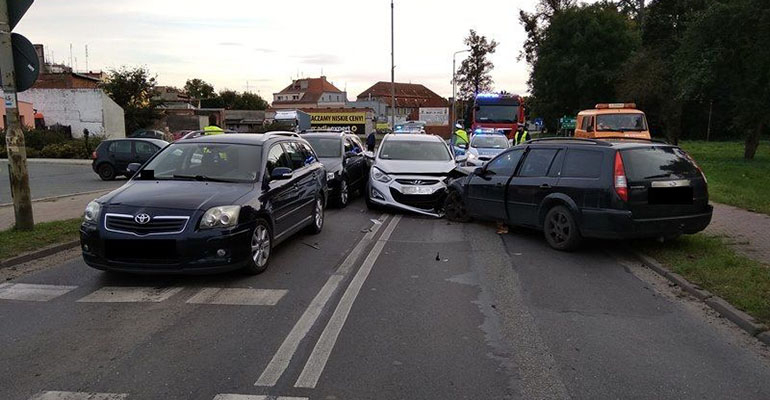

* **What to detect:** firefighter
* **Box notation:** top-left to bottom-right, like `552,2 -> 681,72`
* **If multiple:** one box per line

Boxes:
515,126 -> 530,145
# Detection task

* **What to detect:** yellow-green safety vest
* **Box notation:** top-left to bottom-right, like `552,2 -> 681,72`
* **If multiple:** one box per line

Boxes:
515,130 -> 529,145
204,125 -> 224,135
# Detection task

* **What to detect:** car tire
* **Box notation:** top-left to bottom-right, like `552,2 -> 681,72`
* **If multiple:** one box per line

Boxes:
306,195 -> 324,234
544,205 -> 582,251
443,189 -> 471,222
244,219 -> 272,275
97,163 -> 116,181
334,178 -> 350,208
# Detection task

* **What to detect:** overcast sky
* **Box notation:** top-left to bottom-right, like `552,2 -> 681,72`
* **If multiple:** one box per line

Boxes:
16,0 -> 542,100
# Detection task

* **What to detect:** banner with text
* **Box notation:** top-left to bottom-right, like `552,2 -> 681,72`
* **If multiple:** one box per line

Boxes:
310,112 -> 367,134
419,107 -> 449,126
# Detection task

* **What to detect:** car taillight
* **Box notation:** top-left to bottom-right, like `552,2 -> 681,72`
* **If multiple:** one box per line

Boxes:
91,151 -> 97,160
614,151 -> 628,202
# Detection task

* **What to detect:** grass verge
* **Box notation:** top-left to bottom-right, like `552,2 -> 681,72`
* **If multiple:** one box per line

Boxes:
633,233 -> 770,325
679,140 -> 770,215
0,218 -> 81,261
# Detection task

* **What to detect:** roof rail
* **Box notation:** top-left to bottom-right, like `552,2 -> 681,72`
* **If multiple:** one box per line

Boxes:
525,137 -> 611,146
594,136 -> 669,144
263,131 -> 301,139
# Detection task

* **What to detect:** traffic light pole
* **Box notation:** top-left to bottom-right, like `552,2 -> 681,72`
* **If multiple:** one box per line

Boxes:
1,0 -> 34,230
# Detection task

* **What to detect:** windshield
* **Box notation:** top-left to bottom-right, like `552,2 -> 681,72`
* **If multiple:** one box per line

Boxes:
622,147 -> 699,181
475,105 -> 518,123
596,113 -> 647,131
142,142 -> 262,182
472,135 -> 509,149
305,137 -> 342,158
379,140 -> 451,161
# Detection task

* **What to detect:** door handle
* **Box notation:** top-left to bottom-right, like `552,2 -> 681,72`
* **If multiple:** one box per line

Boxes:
539,184 -> 551,189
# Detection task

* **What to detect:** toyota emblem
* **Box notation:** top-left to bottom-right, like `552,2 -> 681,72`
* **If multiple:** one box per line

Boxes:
134,213 -> 151,225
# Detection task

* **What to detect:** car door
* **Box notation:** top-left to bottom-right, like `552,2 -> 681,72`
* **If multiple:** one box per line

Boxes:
134,141 -> 159,165
264,144 -> 296,237
465,149 -> 524,221
283,141 -> 317,226
344,136 -> 365,186
109,140 -> 134,172
507,147 -> 561,227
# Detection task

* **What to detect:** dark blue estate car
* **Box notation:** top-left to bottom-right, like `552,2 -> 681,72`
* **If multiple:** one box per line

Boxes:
80,132 -> 327,275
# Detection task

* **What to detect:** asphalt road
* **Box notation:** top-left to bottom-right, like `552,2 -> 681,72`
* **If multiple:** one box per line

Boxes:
2,199 -> 770,400
0,161 -> 124,203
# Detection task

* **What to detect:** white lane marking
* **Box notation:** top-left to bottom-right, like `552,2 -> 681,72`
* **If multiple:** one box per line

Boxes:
76,286 -> 183,303
336,214 -> 388,275
255,214 -> 387,387
28,391 -> 128,400
0,283 -> 78,302
213,395 -> 307,400
295,215 -> 402,388
254,274 -> 343,387
187,288 -> 288,306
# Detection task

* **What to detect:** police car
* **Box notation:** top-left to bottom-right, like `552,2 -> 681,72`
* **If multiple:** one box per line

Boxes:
464,128 -> 511,167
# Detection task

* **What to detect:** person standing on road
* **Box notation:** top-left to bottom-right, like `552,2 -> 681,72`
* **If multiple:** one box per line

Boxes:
367,130 -> 376,152
454,123 -> 469,147
515,126 -> 530,145
204,115 -> 224,135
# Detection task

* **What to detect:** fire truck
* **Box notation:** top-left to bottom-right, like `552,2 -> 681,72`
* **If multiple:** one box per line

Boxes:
471,93 -> 526,140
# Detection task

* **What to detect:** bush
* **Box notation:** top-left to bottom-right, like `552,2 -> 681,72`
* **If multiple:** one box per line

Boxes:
0,146 -> 40,159
40,141 -> 92,159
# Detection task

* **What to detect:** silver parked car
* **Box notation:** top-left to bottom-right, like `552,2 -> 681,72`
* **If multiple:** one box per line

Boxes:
365,133 -> 465,217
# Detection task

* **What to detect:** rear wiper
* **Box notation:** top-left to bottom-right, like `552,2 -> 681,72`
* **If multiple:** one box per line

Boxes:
172,174 -> 233,183
642,173 -> 672,180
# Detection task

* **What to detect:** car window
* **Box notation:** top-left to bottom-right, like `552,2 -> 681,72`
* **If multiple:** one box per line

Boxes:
109,141 -> 131,154
348,135 -> 364,150
486,149 -> 523,176
518,149 -> 559,177
547,149 -> 565,177
305,137 -> 342,158
300,142 -> 317,162
622,146 -> 700,181
562,149 -> 604,178
135,141 -> 158,156
283,142 -> 307,170
266,144 -> 291,175
344,138 -> 354,153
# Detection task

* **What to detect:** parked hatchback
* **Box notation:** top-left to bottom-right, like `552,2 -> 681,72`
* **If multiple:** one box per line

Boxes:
80,132 -> 327,274
92,138 -> 168,181
303,131 -> 368,207
444,138 -> 712,250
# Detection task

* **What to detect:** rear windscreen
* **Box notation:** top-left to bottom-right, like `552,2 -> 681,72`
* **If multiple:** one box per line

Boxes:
622,147 -> 699,181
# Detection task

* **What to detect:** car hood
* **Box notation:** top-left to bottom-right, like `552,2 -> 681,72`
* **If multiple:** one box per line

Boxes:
101,180 -> 254,211
374,159 -> 456,175
472,147 -> 507,157
319,157 -> 343,173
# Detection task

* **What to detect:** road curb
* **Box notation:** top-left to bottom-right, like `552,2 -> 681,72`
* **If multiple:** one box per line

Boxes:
0,189 -> 109,208
0,240 -> 80,270
0,158 -> 92,165
629,248 -> 769,340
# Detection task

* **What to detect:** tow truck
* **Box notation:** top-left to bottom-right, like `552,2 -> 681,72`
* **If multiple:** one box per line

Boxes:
574,103 -> 651,139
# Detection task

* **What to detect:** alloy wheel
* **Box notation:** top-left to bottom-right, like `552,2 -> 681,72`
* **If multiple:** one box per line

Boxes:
547,211 -> 570,244
314,198 -> 324,229
340,180 -> 349,205
251,225 -> 271,268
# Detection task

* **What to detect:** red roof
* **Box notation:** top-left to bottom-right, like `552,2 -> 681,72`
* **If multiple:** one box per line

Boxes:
274,76 -> 344,105
356,82 -> 448,108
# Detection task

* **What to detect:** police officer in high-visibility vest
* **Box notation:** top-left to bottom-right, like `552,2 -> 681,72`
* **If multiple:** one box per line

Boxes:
454,123 -> 469,147
204,115 -> 224,135
515,126 -> 530,145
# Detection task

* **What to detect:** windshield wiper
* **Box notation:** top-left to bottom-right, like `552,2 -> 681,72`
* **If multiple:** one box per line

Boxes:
172,174 -> 234,183
642,173 -> 672,180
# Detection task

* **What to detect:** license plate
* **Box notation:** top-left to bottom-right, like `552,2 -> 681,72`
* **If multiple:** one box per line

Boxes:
401,186 -> 434,195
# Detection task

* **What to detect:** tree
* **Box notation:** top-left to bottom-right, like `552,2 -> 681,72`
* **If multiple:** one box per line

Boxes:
674,0 -> 770,159
100,66 -> 162,134
200,90 -> 269,110
184,78 -> 216,100
526,3 -> 640,132
455,29 -> 499,100
235,92 -> 269,110
518,0 -> 576,64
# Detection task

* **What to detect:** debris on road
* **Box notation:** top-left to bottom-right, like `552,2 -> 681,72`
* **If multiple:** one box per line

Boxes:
303,242 -> 321,250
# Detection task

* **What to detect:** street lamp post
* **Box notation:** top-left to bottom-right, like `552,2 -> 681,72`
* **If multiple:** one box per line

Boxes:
452,49 -> 470,130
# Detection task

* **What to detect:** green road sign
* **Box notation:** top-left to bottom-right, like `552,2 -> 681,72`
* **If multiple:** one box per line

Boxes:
559,116 -> 576,130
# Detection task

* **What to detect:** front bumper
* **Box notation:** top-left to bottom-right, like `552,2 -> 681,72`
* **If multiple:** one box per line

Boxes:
79,221 -> 254,274
368,175 -> 447,217
579,205 -> 713,239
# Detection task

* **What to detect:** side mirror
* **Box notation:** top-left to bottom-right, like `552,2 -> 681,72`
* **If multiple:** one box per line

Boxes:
473,167 -> 485,176
363,151 -> 375,160
270,167 -> 293,180
127,163 -> 142,177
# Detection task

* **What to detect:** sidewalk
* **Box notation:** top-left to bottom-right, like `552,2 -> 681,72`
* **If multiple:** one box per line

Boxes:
706,203 -> 770,265
0,191 -> 108,231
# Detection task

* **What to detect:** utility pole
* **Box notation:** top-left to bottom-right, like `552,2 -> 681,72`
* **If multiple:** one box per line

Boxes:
390,0 -> 395,130
452,49 -> 470,129
1,0 -> 34,230
706,99 -> 713,142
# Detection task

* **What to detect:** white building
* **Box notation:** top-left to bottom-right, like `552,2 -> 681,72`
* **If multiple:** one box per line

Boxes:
16,89 -> 125,139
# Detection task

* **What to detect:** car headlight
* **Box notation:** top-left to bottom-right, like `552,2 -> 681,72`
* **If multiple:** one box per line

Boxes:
372,167 -> 392,183
84,201 -> 101,224
200,205 -> 241,229
467,153 -> 477,160
326,171 -> 336,181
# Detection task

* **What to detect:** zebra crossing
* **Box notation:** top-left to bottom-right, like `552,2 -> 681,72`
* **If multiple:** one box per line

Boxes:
0,283 -> 288,306
28,392 -> 307,400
